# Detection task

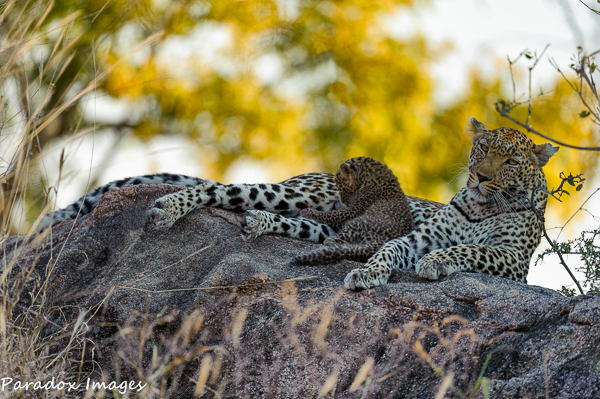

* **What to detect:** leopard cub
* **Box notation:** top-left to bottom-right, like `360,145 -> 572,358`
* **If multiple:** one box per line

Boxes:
291,157 -> 414,266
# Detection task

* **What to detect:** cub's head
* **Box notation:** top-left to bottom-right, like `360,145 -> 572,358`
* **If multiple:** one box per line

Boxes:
465,117 -> 559,198
335,157 -> 399,203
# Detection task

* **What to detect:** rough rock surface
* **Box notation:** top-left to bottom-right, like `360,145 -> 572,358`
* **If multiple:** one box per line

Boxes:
2,184 -> 600,398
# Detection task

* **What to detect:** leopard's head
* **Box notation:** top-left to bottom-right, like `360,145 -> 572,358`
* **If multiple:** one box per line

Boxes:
466,117 -> 559,199
335,157 -> 368,203
335,157 -> 399,203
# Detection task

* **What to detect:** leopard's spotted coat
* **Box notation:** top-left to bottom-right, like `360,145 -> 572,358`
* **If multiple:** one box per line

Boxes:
291,156 -> 414,266
39,118 -> 558,290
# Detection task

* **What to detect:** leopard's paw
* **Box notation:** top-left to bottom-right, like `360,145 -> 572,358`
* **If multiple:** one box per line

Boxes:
241,210 -> 269,241
416,255 -> 453,280
344,268 -> 374,290
148,194 -> 179,229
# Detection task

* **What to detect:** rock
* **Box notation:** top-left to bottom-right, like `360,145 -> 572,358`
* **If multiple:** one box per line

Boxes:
569,295 -> 600,326
2,184 -> 600,398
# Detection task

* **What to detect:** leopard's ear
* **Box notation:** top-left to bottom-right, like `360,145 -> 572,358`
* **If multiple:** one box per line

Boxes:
339,162 -> 352,174
337,162 -> 354,181
532,143 -> 559,167
465,117 -> 490,142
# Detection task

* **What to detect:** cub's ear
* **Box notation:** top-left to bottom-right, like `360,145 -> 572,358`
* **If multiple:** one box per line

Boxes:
465,117 -> 490,142
338,162 -> 353,176
532,143 -> 559,167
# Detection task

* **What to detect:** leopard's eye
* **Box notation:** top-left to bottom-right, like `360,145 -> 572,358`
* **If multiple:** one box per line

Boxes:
506,159 -> 518,166
481,144 -> 489,152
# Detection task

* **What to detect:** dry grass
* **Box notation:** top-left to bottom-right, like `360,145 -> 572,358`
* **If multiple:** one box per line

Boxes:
81,282 -> 497,398
0,1 -> 116,396
0,2 -> 497,398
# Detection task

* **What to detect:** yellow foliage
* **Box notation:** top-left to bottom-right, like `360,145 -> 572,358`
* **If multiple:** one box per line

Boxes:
5,0 -> 598,226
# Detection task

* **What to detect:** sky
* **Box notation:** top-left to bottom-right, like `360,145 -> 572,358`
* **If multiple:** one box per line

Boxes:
390,0 -> 600,105
34,0 -> 600,292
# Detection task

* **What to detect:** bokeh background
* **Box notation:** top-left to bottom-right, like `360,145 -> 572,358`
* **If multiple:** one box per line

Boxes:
2,0 -> 599,291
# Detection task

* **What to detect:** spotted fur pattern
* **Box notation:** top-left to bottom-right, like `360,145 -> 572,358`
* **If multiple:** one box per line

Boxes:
240,195 -> 441,243
290,157 -> 414,266
40,169 -> 439,244
36,173 -> 207,231
40,117 -> 555,292
241,210 -> 337,242
149,173 -> 341,229
343,118 -> 559,289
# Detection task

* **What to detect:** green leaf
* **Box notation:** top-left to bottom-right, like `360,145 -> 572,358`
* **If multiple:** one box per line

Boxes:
580,110 -> 591,118
576,184 -> 583,191
559,286 -> 576,297
563,190 -> 570,195
525,54 -> 532,59
591,63 -> 597,74
567,177 -> 575,186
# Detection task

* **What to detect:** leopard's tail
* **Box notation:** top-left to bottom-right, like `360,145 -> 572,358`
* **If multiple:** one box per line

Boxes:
33,173 -> 206,233
290,242 -> 384,266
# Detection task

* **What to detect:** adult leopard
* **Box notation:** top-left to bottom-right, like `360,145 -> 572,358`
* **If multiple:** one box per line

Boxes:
38,118 -> 557,290
342,118 -> 558,289
232,118 -> 558,289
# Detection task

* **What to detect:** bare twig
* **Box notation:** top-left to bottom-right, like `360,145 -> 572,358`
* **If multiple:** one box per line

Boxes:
545,172 -> 585,203
507,50 -> 529,102
549,55 -> 599,126
115,275 -> 319,294
494,103 -> 600,150
497,44 -> 600,151
556,187 -> 600,241
528,190 -> 584,295
578,0 -> 600,15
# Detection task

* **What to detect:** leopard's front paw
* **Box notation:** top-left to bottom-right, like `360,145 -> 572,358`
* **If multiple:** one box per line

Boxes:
241,210 -> 268,241
344,268 -> 379,290
416,255 -> 452,280
149,195 -> 179,229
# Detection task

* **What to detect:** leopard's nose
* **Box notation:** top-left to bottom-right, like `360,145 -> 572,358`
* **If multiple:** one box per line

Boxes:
476,172 -> 491,183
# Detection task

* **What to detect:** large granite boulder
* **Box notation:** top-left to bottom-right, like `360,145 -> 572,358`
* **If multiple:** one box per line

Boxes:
2,184 -> 599,398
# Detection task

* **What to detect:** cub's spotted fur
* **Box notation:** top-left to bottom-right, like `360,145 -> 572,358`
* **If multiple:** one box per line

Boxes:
291,157 -> 414,266
343,118 -> 558,289
39,117 -> 557,291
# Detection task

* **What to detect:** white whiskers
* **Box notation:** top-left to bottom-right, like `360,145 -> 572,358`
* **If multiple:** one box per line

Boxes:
447,163 -> 470,188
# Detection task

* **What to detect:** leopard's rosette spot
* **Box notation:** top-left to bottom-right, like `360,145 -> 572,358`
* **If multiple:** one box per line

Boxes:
323,236 -> 340,246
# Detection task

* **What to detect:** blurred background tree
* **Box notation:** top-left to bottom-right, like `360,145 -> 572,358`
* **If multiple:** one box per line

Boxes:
1,0 -> 598,237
